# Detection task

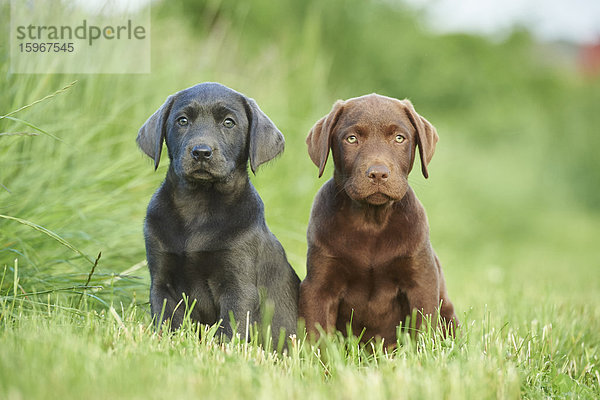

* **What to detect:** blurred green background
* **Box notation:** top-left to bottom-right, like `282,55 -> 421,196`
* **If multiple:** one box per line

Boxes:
1,0 -> 599,318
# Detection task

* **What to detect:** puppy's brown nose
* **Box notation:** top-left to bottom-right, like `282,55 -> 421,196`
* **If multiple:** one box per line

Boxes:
367,165 -> 390,183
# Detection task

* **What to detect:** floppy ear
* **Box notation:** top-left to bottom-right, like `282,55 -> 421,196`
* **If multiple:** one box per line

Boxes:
402,100 -> 439,179
306,100 -> 345,178
136,95 -> 175,170
245,97 -> 285,174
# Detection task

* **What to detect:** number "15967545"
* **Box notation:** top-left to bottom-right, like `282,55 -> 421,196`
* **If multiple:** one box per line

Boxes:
19,42 -> 74,52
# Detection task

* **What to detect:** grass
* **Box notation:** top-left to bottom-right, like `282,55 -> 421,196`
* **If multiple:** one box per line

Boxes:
1,0 -> 599,398
1,294 -> 598,399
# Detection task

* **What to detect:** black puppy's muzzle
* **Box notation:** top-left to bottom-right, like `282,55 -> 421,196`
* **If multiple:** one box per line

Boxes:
191,144 -> 213,161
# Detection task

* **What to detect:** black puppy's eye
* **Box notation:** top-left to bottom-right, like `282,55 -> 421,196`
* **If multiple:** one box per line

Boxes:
177,117 -> 188,126
395,134 -> 405,143
223,118 -> 236,128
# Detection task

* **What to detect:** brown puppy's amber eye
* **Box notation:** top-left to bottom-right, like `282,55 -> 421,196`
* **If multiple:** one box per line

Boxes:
395,134 -> 405,143
177,117 -> 188,126
346,135 -> 357,144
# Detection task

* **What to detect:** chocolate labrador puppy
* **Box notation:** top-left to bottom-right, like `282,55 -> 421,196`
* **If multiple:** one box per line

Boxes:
299,94 -> 457,343
137,83 -> 299,346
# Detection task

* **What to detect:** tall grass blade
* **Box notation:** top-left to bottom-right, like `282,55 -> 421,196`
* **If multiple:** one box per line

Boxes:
0,116 -> 62,142
0,214 -> 96,265
0,80 -> 77,119
77,252 -> 101,308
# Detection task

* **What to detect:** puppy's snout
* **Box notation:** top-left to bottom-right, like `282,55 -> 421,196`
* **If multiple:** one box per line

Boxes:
367,165 -> 390,183
191,144 -> 213,161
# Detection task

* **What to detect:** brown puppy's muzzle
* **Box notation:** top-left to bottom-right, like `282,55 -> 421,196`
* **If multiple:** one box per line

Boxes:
364,163 -> 395,205
344,156 -> 408,206
366,164 -> 390,184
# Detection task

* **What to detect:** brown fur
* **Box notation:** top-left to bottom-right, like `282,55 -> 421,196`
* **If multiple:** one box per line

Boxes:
299,94 -> 458,343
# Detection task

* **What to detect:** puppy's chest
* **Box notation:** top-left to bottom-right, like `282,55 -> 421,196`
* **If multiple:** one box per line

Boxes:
323,222 -> 416,266
317,216 -> 420,287
182,218 -> 241,252
340,255 -> 417,290
335,256 -> 416,327
155,209 -> 251,253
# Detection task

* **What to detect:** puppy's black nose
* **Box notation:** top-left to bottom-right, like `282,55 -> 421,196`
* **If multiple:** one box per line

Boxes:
367,165 -> 390,183
191,145 -> 213,161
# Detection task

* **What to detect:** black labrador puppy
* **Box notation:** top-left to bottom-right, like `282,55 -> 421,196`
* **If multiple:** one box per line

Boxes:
137,83 -> 300,345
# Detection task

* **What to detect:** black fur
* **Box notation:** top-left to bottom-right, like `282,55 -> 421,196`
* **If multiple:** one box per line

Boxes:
137,83 -> 299,345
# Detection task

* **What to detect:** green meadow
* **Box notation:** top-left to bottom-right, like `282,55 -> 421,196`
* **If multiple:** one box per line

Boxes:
1,0 -> 599,398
